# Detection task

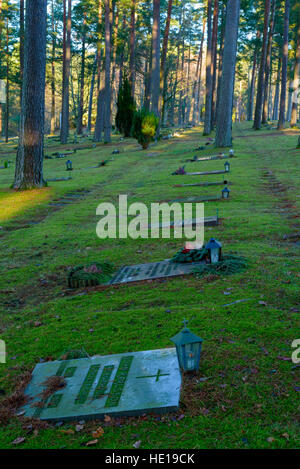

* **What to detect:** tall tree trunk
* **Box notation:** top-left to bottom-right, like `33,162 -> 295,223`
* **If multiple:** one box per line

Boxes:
262,0 -> 276,124
211,0 -> 219,128
0,0 -> 3,136
150,0 -> 160,117
50,0 -> 56,134
253,0 -> 271,130
277,0 -> 290,130
290,12 -> 300,127
193,19 -> 206,123
215,2 -> 226,124
94,0 -> 103,142
77,13 -> 87,135
118,14 -> 126,94
272,57 -> 281,120
286,80 -> 293,121
129,0 -> 136,97
87,53 -> 97,133
247,30 -> 260,121
215,0 -> 240,147
203,0 -> 213,135
103,0 -> 111,142
5,19 -> 9,142
13,0 -> 47,189
60,0 -> 72,144
111,3 -> 119,118
20,0 -> 25,104
159,0 -> 173,125
195,20 -> 207,123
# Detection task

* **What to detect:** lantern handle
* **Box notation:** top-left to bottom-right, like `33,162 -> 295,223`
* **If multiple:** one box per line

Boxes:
182,318 -> 188,328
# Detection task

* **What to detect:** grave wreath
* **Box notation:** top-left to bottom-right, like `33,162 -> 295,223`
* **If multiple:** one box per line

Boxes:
171,247 -> 208,263
68,262 -> 114,288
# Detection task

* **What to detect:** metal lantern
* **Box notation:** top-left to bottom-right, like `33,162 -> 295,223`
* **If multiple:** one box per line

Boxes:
222,186 -> 230,199
205,237 -> 222,264
66,160 -> 73,171
224,161 -> 230,172
170,320 -> 203,372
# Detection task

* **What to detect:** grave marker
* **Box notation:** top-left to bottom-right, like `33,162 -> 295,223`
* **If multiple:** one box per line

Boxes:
22,348 -> 181,421
109,259 -> 206,285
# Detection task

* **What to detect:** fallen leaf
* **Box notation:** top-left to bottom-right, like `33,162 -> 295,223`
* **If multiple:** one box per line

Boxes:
92,427 -> 104,438
86,439 -> 98,446
282,433 -> 289,440
267,437 -> 275,443
60,429 -> 75,435
12,437 -> 25,445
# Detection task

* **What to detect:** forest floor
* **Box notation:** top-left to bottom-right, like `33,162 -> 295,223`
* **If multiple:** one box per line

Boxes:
0,122 -> 299,449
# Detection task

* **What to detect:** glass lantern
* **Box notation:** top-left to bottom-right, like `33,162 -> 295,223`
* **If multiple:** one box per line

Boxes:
224,161 -> 230,172
222,186 -> 230,199
205,238 -> 222,264
170,321 -> 203,372
66,160 -> 73,171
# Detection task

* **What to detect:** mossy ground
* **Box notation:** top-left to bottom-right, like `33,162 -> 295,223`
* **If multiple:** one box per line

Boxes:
0,123 -> 299,449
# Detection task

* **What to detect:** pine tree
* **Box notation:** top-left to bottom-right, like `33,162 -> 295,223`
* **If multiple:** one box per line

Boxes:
116,77 -> 136,137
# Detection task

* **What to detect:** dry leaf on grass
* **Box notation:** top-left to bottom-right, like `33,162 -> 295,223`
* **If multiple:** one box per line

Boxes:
92,427 -> 104,438
12,437 -> 25,445
86,439 -> 98,446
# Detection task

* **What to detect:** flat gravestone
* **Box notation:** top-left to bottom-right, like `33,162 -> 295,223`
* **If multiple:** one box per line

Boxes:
149,216 -> 218,230
185,170 -> 228,176
22,348 -> 181,422
109,259 -> 204,285
167,196 -> 221,203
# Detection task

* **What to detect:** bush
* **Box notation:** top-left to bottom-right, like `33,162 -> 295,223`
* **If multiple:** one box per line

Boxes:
131,109 -> 159,149
115,77 -> 136,137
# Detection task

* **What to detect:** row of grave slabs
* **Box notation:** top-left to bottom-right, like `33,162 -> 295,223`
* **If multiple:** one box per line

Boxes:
22,139 -> 234,422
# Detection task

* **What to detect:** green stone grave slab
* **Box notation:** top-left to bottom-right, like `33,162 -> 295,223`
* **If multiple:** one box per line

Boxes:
174,181 -> 232,187
167,196 -> 221,203
22,348 -> 181,422
109,259 -> 205,285
187,154 -> 235,162
149,216 -> 218,230
185,170 -> 227,176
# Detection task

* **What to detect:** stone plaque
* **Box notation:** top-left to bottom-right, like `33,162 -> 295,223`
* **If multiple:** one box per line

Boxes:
109,259 -> 205,285
22,348 -> 181,422
167,196 -> 221,203
185,170 -> 227,176
149,216 -> 218,230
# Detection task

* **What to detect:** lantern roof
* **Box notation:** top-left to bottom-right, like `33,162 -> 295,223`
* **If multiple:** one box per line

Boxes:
170,327 -> 203,347
205,238 -> 222,250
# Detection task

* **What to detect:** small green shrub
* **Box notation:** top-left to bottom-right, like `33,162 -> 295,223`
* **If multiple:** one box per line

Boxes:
131,109 -> 159,149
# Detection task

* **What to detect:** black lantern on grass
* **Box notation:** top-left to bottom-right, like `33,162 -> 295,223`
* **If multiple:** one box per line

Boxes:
205,238 -> 222,264
170,320 -> 203,372
224,161 -> 230,172
66,160 -> 73,171
222,186 -> 230,199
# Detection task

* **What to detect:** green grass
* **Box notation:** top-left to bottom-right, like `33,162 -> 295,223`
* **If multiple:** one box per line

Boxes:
0,123 -> 299,449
